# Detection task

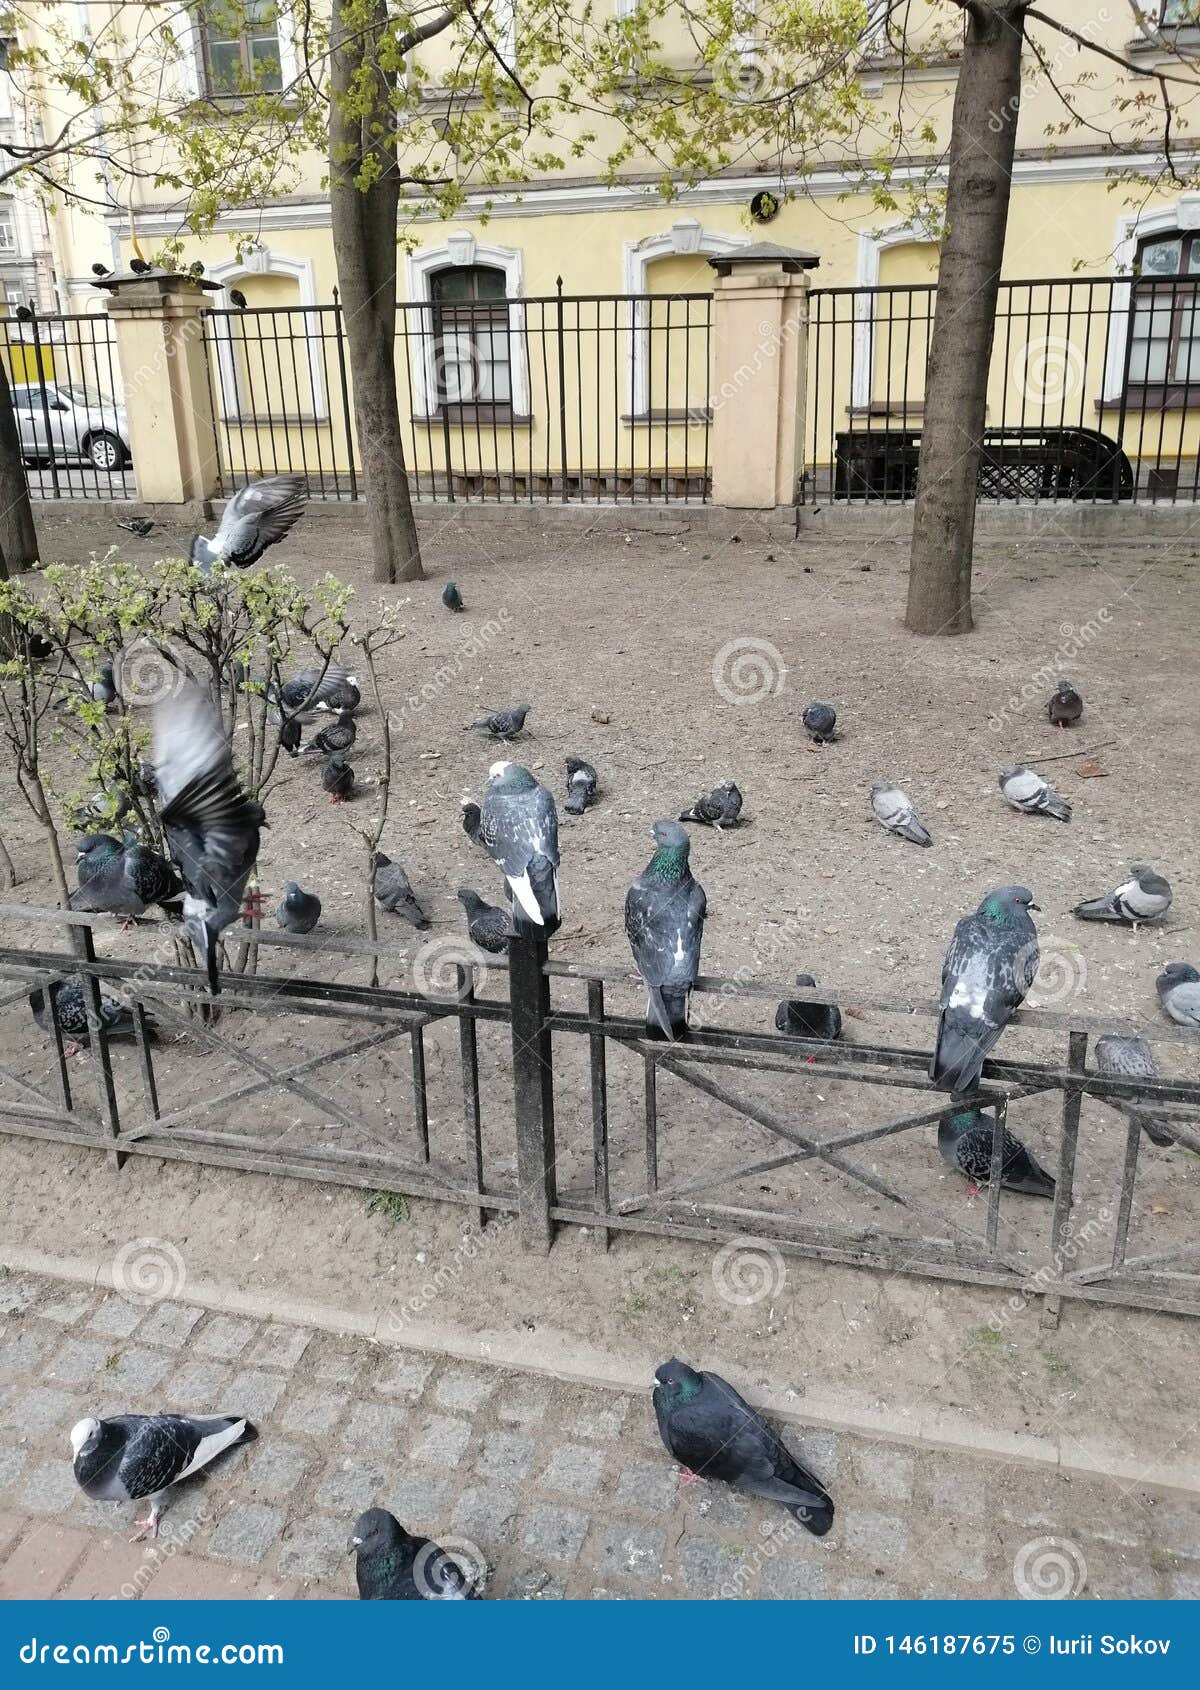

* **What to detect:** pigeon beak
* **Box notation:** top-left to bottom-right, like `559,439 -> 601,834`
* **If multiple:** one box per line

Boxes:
1028,901 -> 1042,912
347,1536 -> 362,1553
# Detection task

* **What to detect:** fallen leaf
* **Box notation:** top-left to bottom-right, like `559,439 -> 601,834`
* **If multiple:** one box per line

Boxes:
1077,760 -> 1108,778
1151,1202 -> 1170,1216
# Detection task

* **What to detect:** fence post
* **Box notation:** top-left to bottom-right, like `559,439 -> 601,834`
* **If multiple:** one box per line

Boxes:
508,933 -> 557,1252
102,270 -> 222,505
707,243 -> 819,511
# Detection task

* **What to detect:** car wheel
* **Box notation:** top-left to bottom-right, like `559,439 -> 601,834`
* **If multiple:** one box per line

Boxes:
87,432 -> 127,472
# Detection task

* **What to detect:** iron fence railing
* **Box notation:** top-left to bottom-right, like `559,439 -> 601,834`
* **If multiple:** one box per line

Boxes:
0,307 -> 130,501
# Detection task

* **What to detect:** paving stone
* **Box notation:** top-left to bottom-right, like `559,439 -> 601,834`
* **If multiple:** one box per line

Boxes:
111,1345 -> 171,1396
1156,1506 -> 1200,1559
410,1414 -> 471,1468
225,1369 -> 287,1422
855,1441 -> 915,1500
344,1401 -> 409,1455
34,1289 -> 96,1325
0,1328 -> 55,1381
922,1456 -> 987,1518
167,1360 -> 233,1408
677,1535 -> 753,1599
520,1501 -> 591,1563
0,1447 -> 27,1492
692,1484 -> 753,1527
496,1389 -> 549,1425
2,1385 -> 81,1437
759,1554 -> 829,1599
1085,1561 -> 1159,1601
194,1315 -> 257,1361
282,1388 -> 344,1436
0,1522 -> 91,1597
0,1278 -> 38,1316
208,1502 -> 285,1565
48,1336 -> 116,1388
614,1461 -> 678,1514
309,1335 -> 368,1386
385,1471 -> 454,1527
316,1458 -> 390,1514
277,1514 -> 348,1580
506,1565 -> 566,1601
142,1554 -> 297,1601
246,1324 -> 313,1372
792,1427 -> 840,1481
836,1575 -> 900,1599
477,1430 -> 535,1485
434,1367 -> 499,1413
450,1483 -> 519,1544
373,1352 -> 436,1398
574,1398 -> 629,1441
540,1442 -> 606,1496
20,1459 -> 79,1514
59,1535 -> 167,1601
245,1440 -> 312,1498
87,1297 -> 143,1339
844,1510 -> 909,1559
1169,1567 -> 1200,1600
136,1303 -> 205,1349
593,1520 -> 666,1589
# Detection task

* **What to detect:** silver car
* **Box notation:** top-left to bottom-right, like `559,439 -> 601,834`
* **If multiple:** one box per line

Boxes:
9,381 -> 131,472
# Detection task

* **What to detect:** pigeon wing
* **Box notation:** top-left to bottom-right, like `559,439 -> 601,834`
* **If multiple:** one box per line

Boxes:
209,476 -> 307,566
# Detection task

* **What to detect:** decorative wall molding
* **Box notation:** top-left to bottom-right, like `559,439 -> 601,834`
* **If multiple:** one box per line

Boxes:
403,237 -> 528,417
205,248 -> 327,421
622,220 -> 748,414
852,218 -> 939,409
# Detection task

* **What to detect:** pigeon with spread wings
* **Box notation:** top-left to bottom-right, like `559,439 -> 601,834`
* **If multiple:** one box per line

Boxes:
190,474 -> 307,571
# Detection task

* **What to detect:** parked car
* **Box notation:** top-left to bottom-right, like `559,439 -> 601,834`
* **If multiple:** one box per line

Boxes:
9,381 -> 131,472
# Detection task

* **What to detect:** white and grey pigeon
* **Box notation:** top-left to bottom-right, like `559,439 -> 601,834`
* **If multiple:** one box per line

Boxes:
1157,962 -> 1200,1028
679,781 -> 742,830
998,764 -> 1071,822
625,819 -> 706,1041
277,882 -> 321,934
71,1413 -> 257,1540
930,885 -> 1040,1095
1073,864 -> 1171,926
272,663 -> 360,722
480,761 -> 560,936
1094,1034 -> 1176,1148
189,475 -> 307,571
869,781 -> 932,848
155,684 -> 263,994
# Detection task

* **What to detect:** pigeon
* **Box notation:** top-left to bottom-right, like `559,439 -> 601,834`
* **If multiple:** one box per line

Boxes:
14,305 -> 32,324
937,1108 -> 1056,1197
774,973 -> 842,1041
278,715 -> 301,757
155,685 -> 263,994
625,820 -> 705,1040
653,1360 -> 833,1536
303,711 -> 357,757
133,759 -> 158,800
189,475 -> 307,571
91,261 -> 111,278
373,853 -> 430,929
188,260 -> 205,278
229,287 -> 248,310
30,979 -> 152,1053
457,887 -> 513,954
277,882 -> 321,934
679,781 -> 742,830
460,799 -> 485,849
802,701 -> 836,745
276,663 -> 359,720
1094,1035 -> 1177,1149
26,630 -> 54,664
91,663 -> 117,708
129,257 -> 152,274
70,788 -> 131,832
480,761 -> 560,936
564,756 -> 598,816
116,517 -> 154,538
68,835 -> 183,925
322,754 -> 354,802
442,580 -> 465,612
1046,677 -> 1083,728
70,1413 -> 257,1540
348,1508 -> 475,1600
869,781 -> 932,848
999,764 -> 1071,822
1073,865 -> 1171,926
930,885 -> 1040,1095
1157,962 -> 1200,1028
316,673 -> 361,714
468,705 -> 530,739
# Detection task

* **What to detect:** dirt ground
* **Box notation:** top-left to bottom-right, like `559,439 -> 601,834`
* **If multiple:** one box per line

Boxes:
1,504 -> 1199,1471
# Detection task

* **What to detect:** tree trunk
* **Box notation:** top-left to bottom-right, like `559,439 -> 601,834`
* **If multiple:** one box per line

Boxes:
905,1 -> 1025,635
329,0 -> 424,585
0,357 -> 39,576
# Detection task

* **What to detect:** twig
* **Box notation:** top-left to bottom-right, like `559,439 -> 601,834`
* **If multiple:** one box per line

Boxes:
1019,738 -> 1115,765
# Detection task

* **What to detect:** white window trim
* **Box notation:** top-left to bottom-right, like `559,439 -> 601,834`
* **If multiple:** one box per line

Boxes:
622,220 -> 748,416
1104,196 -> 1200,402
852,218 -> 938,410
180,4 -> 296,100
205,247 -> 327,421
404,235 -> 528,417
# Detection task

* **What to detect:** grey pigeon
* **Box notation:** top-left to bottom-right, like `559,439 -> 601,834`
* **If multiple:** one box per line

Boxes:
1095,1035 -> 1177,1149
1047,678 -> 1083,728
71,1413 -> 256,1540
316,674 -> 361,714
802,701 -> 836,745
930,885 -> 1039,1094
68,835 -> 183,926
155,684 -> 263,994
457,887 -> 513,954
190,475 -> 307,571
276,663 -> 360,720
564,756 -> 598,816
460,799 -> 485,848
322,754 -> 354,802
653,1360 -> 833,1535
774,973 -> 842,1041
1073,864 -> 1171,926
442,580 -> 465,613
116,517 -> 154,538
71,785 -> 131,831
625,820 -> 705,1040
1157,962 -> 1200,1028
373,853 -> 430,929
870,781 -> 932,848
277,882 -> 321,934
303,711 -> 356,757
91,663 -> 117,708
30,978 -> 153,1052
469,704 -> 530,739
349,1508 -> 475,1600
999,764 -> 1071,822
679,781 -> 742,830
480,761 -> 560,936
937,1107 -> 1055,1197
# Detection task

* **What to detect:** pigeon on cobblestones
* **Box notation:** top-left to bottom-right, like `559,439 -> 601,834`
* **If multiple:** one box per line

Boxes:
1073,865 -> 1171,926
71,1413 -> 257,1540
679,781 -> 742,829
937,1107 -> 1055,1197
1095,1035 -> 1177,1148
277,883 -> 321,934
1157,962 -> 1200,1028
774,974 -> 842,1041
457,887 -> 513,954
930,885 -> 1039,1095
870,781 -> 932,848
480,761 -> 560,935
625,821 -> 705,1040
999,765 -> 1071,822
348,1508 -> 476,1599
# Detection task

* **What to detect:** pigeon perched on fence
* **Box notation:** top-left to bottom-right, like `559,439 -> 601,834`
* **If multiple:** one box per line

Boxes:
679,781 -> 742,830
30,979 -> 152,1054
774,974 -> 842,1041
129,257 -> 151,275
930,885 -> 1039,1095
625,820 -> 705,1041
468,705 -> 530,739
71,1413 -> 257,1541
480,761 -> 560,935
457,887 -> 514,954
937,1108 -> 1055,1197
322,754 -> 354,803
277,883 -> 321,934
442,580 -> 465,613
1073,865 -> 1171,926
999,765 -> 1071,822
564,756 -> 598,816
303,711 -> 357,757
229,287 -> 248,310
372,853 -> 430,929
869,781 -> 932,848
348,1508 -> 476,1600
1157,962 -> 1200,1028
653,1360 -> 834,1536
189,475 -> 307,571
802,702 -> 836,745
460,799 -> 485,849
1094,1035 -> 1177,1148
1046,678 -> 1083,728
155,684 -> 263,995
68,834 -> 183,927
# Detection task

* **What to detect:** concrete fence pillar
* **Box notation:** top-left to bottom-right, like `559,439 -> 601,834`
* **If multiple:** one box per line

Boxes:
707,243 -> 819,511
103,271 -> 221,504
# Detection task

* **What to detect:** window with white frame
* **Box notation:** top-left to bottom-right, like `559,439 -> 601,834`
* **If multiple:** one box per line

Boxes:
0,204 -> 16,253
200,1 -> 284,95
430,265 -> 514,413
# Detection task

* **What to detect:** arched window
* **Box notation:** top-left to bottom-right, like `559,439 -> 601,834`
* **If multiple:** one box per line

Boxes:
1127,231 -> 1200,402
430,264 -> 513,414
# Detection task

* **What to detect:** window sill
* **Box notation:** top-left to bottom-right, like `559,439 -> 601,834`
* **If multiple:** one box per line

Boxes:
1096,391 -> 1200,412
222,413 -> 329,426
1126,27 -> 1200,54
413,412 -> 532,427
621,409 -> 712,425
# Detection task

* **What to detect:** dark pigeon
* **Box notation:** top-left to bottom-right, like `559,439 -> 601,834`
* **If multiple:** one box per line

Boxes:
653,1359 -> 833,1536
129,257 -> 151,274
91,261 -> 110,278
460,800 -> 485,849
457,887 -> 513,954
303,711 -> 356,757
229,287 -> 248,310
133,759 -> 158,800
1047,678 -> 1083,728
564,756 -> 598,816
930,885 -> 1039,1095
322,754 -> 354,803
999,764 -> 1071,822
30,979 -> 152,1051
276,663 -> 359,721
116,517 -> 154,538
71,1413 -> 256,1540
625,820 -> 705,1040
1095,1035 -> 1177,1149
190,475 -> 307,571
278,715 -> 302,757
870,781 -> 932,848
442,580 -> 465,613
480,761 -> 560,936
373,853 -> 430,929
938,1107 -> 1055,1196
348,1508 -> 475,1600
679,781 -> 742,830
91,663 -> 117,708
1157,962 -> 1200,1028
1073,864 -> 1171,926
468,704 -> 530,739
802,701 -> 836,745
70,834 -> 183,919
27,631 -> 54,664
277,882 -> 321,934
774,973 -> 842,1041
316,674 -> 361,714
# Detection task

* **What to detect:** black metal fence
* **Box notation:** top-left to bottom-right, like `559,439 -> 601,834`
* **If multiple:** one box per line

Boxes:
200,287 -> 713,504
0,307 -> 130,500
3,909 -> 1200,1322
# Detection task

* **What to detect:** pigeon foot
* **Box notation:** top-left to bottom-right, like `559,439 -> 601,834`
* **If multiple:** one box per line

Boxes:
240,889 -> 267,924
117,915 -> 140,933
64,1041 -> 82,1059
678,1468 -> 698,1488
131,1510 -> 160,1542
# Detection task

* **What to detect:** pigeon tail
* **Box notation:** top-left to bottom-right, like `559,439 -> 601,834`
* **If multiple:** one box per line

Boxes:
1042,793 -> 1072,823
897,818 -> 933,848
929,1013 -> 991,1095
509,855 -> 559,933
1072,893 -> 1118,921
646,983 -> 689,1042
1006,1159 -> 1056,1199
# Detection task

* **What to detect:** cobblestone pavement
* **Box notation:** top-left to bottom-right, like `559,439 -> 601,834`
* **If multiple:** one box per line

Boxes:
0,1271 -> 1188,1601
